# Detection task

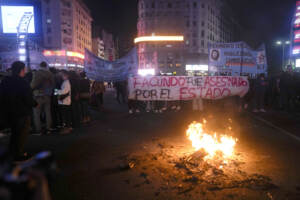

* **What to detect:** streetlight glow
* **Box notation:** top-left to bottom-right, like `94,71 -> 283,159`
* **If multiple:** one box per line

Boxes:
276,41 -> 282,45
286,41 -> 290,44
134,36 -> 184,44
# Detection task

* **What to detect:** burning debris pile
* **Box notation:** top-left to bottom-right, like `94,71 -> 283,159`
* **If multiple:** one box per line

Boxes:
119,120 -> 278,198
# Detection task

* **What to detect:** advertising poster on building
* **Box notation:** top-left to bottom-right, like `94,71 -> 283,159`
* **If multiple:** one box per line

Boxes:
208,42 -> 268,76
84,48 -> 138,82
128,76 -> 249,101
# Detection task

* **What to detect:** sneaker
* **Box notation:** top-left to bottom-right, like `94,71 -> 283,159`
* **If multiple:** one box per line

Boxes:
162,107 -> 167,111
260,109 -> 266,113
252,109 -> 259,113
146,110 -> 150,113
176,106 -> 181,111
159,109 -> 163,113
129,109 -> 133,114
135,109 -> 140,113
171,106 -> 176,110
154,110 -> 159,113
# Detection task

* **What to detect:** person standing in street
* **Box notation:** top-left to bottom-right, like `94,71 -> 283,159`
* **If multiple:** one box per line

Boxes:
79,72 -> 91,123
55,70 -> 72,134
91,81 -> 106,111
31,62 -> 54,134
0,61 -> 38,161
253,74 -> 268,113
114,81 -> 127,104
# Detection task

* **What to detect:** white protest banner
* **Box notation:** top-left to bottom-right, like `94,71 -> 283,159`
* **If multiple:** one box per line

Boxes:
128,76 -> 249,101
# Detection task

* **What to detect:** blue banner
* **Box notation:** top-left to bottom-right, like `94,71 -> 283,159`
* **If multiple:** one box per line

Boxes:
84,48 -> 138,82
208,42 -> 268,76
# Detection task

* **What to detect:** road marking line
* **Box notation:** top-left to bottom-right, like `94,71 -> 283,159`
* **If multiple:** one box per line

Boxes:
249,113 -> 300,143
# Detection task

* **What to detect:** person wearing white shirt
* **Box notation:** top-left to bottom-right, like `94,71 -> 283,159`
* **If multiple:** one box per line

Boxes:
55,70 -> 72,134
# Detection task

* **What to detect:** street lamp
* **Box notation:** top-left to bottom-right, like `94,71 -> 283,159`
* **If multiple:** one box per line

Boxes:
276,40 -> 290,70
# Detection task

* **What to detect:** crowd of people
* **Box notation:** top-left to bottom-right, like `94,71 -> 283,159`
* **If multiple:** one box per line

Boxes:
241,71 -> 300,113
126,72 -> 300,114
0,61 -> 107,161
0,60 -> 300,161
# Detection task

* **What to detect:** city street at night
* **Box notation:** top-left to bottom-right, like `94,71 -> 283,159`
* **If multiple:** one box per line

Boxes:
1,0 -> 300,199
1,91 -> 299,200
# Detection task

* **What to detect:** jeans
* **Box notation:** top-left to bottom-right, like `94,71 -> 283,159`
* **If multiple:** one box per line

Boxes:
59,105 -> 72,128
96,93 -> 104,110
71,100 -> 81,128
80,100 -> 90,120
33,96 -> 52,132
253,92 -> 265,110
116,89 -> 126,104
9,116 -> 31,159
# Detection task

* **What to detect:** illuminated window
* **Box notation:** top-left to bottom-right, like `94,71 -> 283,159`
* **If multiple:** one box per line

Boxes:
176,63 -> 181,67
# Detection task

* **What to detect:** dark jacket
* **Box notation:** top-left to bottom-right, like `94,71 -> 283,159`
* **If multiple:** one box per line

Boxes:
0,76 -> 37,119
79,78 -> 90,93
31,69 -> 55,96
254,78 -> 267,94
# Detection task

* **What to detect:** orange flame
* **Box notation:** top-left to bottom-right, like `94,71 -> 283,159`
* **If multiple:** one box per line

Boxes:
186,122 -> 237,159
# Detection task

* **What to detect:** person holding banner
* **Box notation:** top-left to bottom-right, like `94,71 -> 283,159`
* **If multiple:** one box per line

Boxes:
193,98 -> 204,112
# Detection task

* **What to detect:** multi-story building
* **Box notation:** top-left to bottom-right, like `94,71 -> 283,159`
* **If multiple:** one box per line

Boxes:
92,25 -> 116,61
92,37 -> 105,59
41,0 -> 92,52
136,0 -> 241,75
41,0 -> 92,69
291,0 -> 300,71
136,0 -> 185,75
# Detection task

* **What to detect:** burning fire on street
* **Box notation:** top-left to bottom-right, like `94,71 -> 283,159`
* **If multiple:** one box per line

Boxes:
186,120 -> 238,161
118,118 -> 278,199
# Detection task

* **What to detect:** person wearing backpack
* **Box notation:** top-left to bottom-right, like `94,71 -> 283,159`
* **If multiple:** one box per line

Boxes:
31,62 -> 54,135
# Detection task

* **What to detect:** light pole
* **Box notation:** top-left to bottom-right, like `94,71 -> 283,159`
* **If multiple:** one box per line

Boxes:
276,40 -> 290,70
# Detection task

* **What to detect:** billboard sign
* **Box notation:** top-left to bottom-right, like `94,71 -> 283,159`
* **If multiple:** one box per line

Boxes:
1,6 -> 35,34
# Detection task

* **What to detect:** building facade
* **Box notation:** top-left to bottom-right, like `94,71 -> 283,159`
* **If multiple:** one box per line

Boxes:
137,0 -> 185,75
41,0 -> 92,53
291,0 -> 300,71
40,0 -> 92,69
92,25 -> 117,61
137,0 -> 241,75
92,37 -> 105,59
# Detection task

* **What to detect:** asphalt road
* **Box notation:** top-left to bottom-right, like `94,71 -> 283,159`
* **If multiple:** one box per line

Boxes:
2,91 -> 300,200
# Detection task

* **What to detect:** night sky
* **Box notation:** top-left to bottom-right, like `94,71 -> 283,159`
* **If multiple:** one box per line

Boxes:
83,0 -> 297,70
